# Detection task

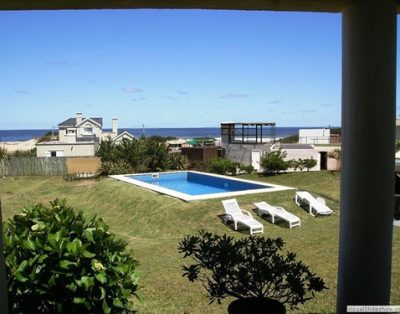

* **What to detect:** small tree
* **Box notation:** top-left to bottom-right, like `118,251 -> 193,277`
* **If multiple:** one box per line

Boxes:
260,150 -> 289,174
302,158 -> 317,172
96,137 -> 116,162
3,199 -> 140,313
178,231 -> 327,310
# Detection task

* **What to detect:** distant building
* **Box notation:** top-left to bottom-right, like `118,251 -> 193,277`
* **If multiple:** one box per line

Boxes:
166,139 -> 189,153
220,122 -> 276,172
36,112 -> 135,157
299,128 -> 330,144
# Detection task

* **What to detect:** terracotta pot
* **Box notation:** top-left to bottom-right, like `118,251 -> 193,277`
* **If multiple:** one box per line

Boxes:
227,298 -> 286,314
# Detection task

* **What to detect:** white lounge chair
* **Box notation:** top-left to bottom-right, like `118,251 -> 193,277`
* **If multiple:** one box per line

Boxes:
295,191 -> 333,217
222,199 -> 264,235
253,201 -> 301,229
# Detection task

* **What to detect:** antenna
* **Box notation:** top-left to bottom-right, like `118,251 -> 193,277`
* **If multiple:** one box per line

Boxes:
141,124 -> 145,138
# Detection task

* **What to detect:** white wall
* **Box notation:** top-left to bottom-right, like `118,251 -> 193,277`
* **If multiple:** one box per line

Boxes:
282,149 -> 321,171
37,143 -> 97,157
299,128 -> 330,144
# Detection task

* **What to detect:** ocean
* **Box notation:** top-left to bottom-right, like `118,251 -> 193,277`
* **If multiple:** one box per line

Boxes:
0,127 -> 312,142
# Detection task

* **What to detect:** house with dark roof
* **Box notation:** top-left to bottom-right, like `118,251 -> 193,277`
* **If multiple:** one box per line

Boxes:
36,112 -> 135,157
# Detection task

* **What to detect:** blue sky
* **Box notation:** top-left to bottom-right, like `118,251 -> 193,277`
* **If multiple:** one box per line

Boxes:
0,9 -> 358,129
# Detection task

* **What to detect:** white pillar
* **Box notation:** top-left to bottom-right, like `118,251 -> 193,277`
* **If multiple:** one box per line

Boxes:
338,0 -> 396,311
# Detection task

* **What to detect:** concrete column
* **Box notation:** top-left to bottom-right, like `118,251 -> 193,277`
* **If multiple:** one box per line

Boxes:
338,0 -> 396,312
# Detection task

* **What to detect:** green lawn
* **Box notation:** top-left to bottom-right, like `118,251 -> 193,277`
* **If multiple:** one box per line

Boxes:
0,171 -> 399,313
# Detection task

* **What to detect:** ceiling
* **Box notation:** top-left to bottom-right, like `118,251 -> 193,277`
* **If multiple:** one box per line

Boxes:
0,0 -> 372,12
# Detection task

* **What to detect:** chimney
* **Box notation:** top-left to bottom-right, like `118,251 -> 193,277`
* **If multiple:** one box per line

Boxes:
76,112 -> 83,125
112,118 -> 118,134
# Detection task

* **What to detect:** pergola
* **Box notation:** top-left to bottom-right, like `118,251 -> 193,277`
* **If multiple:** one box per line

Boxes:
0,0 -> 398,312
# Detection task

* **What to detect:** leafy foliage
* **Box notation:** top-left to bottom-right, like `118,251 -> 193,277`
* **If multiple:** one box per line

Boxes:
239,164 -> 255,174
178,231 -> 327,310
206,158 -> 251,175
3,199 -> 140,313
289,158 -> 317,172
301,158 -> 317,171
96,137 -> 188,175
0,146 -> 8,160
0,147 -> 37,159
8,148 -> 37,157
328,149 -> 341,160
260,150 -> 289,174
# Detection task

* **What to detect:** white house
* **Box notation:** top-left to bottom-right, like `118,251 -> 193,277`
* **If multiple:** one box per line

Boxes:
36,112 -> 135,157
299,128 -> 330,144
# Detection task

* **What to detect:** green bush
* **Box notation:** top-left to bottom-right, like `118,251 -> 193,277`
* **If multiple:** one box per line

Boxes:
206,158 -> 233,175
167,153 -> 189,170
98,160 -> 135,176
96,137 -> 188,174
178,231 -> 327,310
3,199 -> 140,313
302,158 -> 317,171
260,150 -> 289,174
239,164 -> 254,174
0,146 -> 8,160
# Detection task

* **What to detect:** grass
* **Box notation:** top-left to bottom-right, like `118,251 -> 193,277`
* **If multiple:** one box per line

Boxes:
0,171 -> 399,313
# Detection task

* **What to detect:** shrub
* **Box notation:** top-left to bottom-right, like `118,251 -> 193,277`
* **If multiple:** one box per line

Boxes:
178,231 -> 327,310
96,137 -> 182,174
9,148 -> 37,157
302,158 -> 317,171
260,150 -> 289,174
3,199 -> 140,313
328,149 -> 341,160
0,146 -> 8,160
167,153 -> 189,170
206,158 -> 232,175
97,160 -> 135,176
239,164 -> 254,174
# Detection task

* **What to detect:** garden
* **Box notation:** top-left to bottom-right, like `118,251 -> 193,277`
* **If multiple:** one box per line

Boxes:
0,171 -> 399,313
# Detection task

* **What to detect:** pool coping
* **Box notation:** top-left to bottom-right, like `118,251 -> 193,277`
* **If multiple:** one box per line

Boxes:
110,170 -> 294,202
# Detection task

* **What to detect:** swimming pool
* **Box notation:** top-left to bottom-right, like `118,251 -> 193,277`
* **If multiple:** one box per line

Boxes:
111,171 -> 292,201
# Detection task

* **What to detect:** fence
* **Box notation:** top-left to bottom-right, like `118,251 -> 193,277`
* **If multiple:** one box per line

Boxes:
0,157 -> 101,177
66,157 -> 101,175
181,147 -> 218,164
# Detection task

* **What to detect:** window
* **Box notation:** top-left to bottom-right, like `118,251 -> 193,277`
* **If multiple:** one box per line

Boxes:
83,127 -> 93,134
221,123 -> 276,144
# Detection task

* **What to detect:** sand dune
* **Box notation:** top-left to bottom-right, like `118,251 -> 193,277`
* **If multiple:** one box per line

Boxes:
0,139 -> 38,152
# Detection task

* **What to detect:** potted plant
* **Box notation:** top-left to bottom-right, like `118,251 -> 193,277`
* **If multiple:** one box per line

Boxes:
178,231 -> 327,313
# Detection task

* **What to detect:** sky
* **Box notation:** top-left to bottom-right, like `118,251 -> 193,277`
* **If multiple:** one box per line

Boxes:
0,9 -> 388,129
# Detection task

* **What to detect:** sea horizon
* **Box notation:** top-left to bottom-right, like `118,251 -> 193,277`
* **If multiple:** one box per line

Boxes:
0,126 -> 340,142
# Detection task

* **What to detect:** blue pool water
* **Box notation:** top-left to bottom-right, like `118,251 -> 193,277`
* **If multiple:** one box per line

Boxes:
127,172 -> 270,196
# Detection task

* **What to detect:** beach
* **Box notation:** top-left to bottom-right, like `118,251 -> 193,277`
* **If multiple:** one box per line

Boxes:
0,139 -> 38,152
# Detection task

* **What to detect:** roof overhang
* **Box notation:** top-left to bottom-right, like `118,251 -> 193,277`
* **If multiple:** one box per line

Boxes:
2,0 -> 400,13
76,118 -> 102,128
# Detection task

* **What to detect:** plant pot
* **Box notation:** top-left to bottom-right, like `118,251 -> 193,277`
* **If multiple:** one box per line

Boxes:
227,298 -> 286,314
